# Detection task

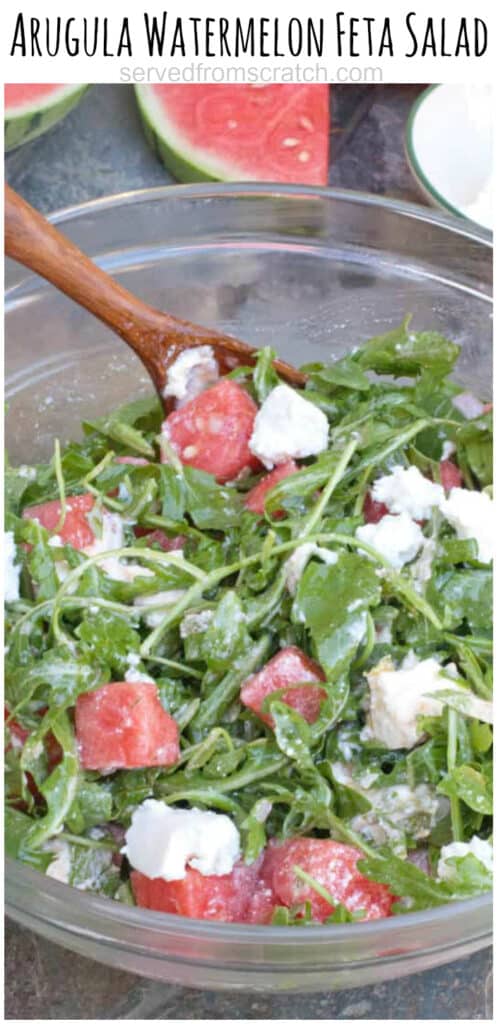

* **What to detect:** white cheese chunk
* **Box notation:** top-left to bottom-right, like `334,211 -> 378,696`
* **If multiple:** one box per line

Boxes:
441,440 -> 456,461
84,511 -> 153,582
356,513 -> 424,569
441,487 -> 494,563
372,465 -> 444,520
4,531 -> 21,602
249,384 -> 329,469
366,656 -> 462,750
45,839 -> 72,884
123,799 -> 241,881
284,542 -> 338,595
123,653 -> 155,684
162,346 -> 219,405
437,836 -> 493,881
134,590 -> 187,627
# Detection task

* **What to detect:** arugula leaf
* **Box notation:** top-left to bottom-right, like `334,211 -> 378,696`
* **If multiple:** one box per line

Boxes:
68,843 -> 119,895
183,467 -> 242,531
7,647 -> 106,710
252,346 -> 280,402
438,765 -> 492,815
295,553 -> 381,681
23,711 -> 79,850
456,415 -> 493,487
66,781 -> 114,834
304,356 -> 371,392
266,700 -> 313,770
76,610 -> 141,677
356,318 -> 460,377
201,592 -> 248,671
427,568 -> 492,631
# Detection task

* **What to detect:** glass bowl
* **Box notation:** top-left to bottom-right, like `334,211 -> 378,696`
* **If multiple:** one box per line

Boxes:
5,184 -> 492,991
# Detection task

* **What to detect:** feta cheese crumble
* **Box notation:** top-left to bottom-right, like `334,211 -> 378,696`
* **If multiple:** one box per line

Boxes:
437,836 -> 493,881
365,656 -> 462,750
356,513 -> 424,569
372,465 -> 443,520
441,488 -> 494,563
45,839 -> 72,884
162,346 -> 219,405
4,531 -> 21,601
123,800 -> 241,881
134,590 -> 187,628
84,511 -> 153,582
284,542 -> 338,595
123,653 -> 155,684
249,384 -> 329,469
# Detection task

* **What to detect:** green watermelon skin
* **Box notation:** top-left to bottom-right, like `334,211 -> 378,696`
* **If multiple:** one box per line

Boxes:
5,84 -> 89,152
135,85 -> 329,186
138,105 -> 218,185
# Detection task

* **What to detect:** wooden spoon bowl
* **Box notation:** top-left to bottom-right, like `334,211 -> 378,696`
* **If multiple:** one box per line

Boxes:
5,185 -> 306,412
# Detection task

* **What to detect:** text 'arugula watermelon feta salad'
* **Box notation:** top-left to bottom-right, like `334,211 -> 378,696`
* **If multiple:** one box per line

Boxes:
135,84 -> 330,185
5,318 -> 493,925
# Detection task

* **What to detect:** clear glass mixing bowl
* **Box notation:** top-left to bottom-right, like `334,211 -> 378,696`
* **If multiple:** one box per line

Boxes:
5,184 -> 492,991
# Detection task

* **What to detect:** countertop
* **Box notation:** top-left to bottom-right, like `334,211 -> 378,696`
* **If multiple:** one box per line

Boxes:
5,83 -> 492,1020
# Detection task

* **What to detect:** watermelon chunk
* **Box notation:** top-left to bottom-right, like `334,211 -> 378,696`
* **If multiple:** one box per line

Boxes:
439,459 -> 463,491
240,646 -> 326,727
135,84 -> 329,185
5,84 -> 88,152
131,859 -> 261,922
363,491 -> 389,525
244,460 -> 299,516
75,682 -> 180,771
23,494 -> 96,550
262,838 -> 395,922
162,379 -> 260,482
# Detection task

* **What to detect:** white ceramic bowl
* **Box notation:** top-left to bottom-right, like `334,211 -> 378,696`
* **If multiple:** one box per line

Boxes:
406,84 -> 493,232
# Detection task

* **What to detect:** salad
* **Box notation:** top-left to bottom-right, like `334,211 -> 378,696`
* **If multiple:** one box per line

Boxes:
5,319 -> 493,926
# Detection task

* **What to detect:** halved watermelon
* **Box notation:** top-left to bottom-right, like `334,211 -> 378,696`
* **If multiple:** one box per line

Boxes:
135,84 -> 329,185
5,84 -> 88,152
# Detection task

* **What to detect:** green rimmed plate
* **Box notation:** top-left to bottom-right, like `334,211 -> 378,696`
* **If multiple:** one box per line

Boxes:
405,84 -> 492,232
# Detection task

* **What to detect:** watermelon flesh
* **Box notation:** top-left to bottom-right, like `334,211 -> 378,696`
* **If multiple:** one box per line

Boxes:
135,84 -> 329,185
162,379 -> 260,482
240,646 -> 327,727
244,460 -> 299,517
130,838 -> 395,924
75,682 -> 180,771
262,838 -> 396,922
4,83 -> 88,152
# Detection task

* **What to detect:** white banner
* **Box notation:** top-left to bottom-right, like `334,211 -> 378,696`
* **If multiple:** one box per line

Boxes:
2,0 -> 495,84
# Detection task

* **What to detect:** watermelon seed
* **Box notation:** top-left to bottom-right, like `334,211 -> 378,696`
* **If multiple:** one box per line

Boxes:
183,445 -> 198,458
299,116 -> 314,131
298,151 -> 311,163
227,119 -> 238,129
282,137 -> 299,148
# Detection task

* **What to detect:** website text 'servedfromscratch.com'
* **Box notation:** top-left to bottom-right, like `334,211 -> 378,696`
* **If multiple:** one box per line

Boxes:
120,64 -> 384,84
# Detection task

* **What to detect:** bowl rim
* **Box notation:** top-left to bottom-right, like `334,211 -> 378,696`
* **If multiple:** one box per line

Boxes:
404,84 -> 493,232
36,179 -> 493,246
6,857 -> 492,946
5,182 -> 492,951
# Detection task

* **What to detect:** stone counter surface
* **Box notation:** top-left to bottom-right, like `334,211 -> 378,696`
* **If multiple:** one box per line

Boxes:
5,84 -> 492,1020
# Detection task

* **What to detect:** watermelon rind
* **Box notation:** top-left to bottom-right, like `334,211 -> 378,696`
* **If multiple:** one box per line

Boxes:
5,84 -> 89,152
135,84 -> 259,184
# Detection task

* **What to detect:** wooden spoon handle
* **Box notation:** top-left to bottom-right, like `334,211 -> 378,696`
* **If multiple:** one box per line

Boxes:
4,184 -> 170,350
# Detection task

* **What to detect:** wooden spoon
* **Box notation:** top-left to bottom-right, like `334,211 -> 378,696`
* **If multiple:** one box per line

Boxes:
5,185 -> 306,412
